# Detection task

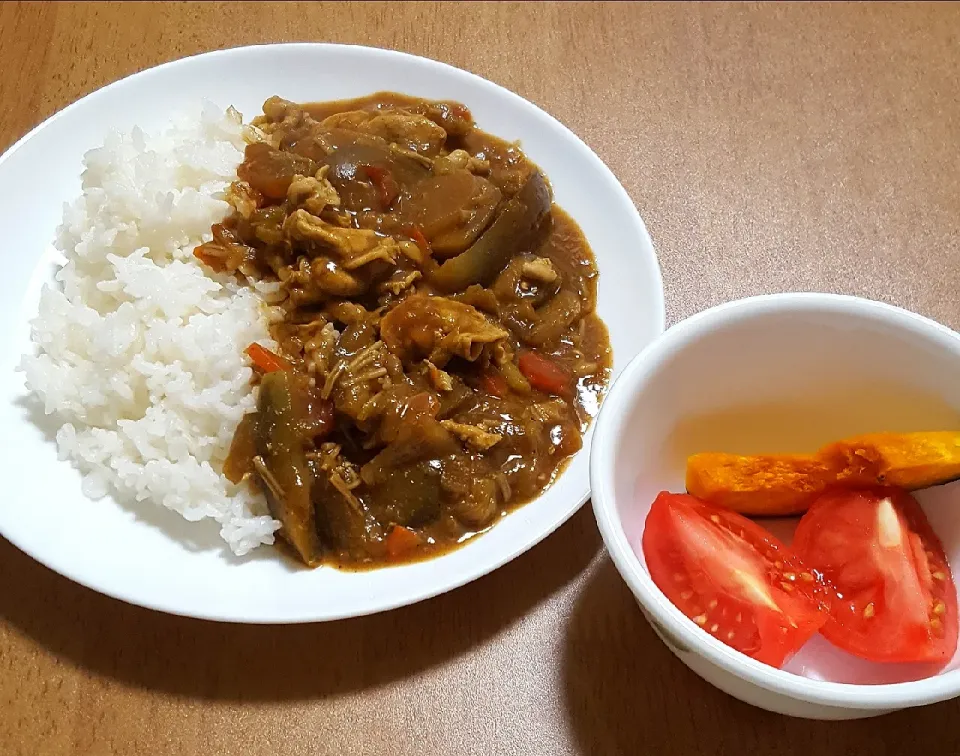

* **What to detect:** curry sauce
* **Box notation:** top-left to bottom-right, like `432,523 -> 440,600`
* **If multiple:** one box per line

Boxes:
201,93 -> 612,568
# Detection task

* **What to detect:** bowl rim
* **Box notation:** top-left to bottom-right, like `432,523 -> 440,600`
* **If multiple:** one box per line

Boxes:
590,292 -> 960,709
0,41 -> 666,623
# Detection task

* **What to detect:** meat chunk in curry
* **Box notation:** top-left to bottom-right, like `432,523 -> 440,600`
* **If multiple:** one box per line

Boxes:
200,92 -> 612,569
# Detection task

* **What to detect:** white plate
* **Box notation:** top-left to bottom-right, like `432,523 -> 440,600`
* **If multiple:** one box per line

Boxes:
0,44 -> 664,623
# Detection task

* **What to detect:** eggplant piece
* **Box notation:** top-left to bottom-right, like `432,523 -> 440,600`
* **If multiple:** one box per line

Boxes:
360,418 -> 459,484
366,462 -> 442,528
450,477 -> 499,528
524,289 -> 583,348
308,461 -> 383,558
322,132 -> 431,212
237,143 -> 318,200
398,171 -> 502,258
255,371 -> 324,567
428,170 -> 551,293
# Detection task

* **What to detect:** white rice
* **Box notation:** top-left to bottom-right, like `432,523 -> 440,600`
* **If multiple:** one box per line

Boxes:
20,103 -> 280,555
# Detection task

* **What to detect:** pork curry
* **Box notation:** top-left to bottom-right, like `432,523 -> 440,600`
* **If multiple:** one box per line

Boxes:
196,93 -> 612,568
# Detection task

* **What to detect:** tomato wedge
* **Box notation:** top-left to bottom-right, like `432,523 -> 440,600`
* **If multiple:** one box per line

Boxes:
792,487 -> 958,663
642,492 -> 832,667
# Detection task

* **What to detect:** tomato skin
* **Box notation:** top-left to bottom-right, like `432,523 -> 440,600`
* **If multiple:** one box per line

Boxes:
642,492 -> 832,668
792,487 -> 958,664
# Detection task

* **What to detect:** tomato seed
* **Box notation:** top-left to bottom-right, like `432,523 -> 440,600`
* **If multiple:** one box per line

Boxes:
783,572 -> 796,581
933,601 -> 946,616
710,624 -> 719,633
693,614 -> 707,626
863,602 -> 875,619
708,600 -> 718,610
931,617 -> 944,633
780,582 -> 793,592
710,515 -> 720,524
933,571 -> 946,581
726,632 -> 735,641
799,572 -> 814,582
680,590 -> 693,600
735,613 -> 742,623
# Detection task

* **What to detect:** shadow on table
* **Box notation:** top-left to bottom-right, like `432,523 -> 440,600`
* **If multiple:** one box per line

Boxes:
562,557 -> 960,756
0,506 -> 601,702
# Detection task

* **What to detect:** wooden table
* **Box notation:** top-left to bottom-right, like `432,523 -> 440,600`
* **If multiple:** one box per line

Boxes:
2,2 -> 959,753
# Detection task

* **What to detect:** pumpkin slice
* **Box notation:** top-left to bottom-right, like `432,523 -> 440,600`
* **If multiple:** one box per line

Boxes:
685,452 -> 847,516
686,431 -> 960,516
821,431 -> 960,490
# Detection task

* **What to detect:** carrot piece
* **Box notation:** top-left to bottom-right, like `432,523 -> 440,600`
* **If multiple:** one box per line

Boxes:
480,370 -> 509,398
245,343 -> 291,373
518,350 -> 571,397
193,245 -> 223,271
385,525 -> 421,559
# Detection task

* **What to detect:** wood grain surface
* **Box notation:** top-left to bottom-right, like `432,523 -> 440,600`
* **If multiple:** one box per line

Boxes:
2,2 -> 960,754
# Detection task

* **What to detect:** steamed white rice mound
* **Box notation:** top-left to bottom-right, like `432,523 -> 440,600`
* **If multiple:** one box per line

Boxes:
20,103 -> 280,556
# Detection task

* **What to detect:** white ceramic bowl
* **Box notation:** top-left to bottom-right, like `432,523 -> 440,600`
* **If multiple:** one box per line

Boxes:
591,293 -> 960,719
0,44 -> 664,623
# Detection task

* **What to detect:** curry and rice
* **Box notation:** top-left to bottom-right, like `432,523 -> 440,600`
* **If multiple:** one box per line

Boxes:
22,93 -> 611,568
